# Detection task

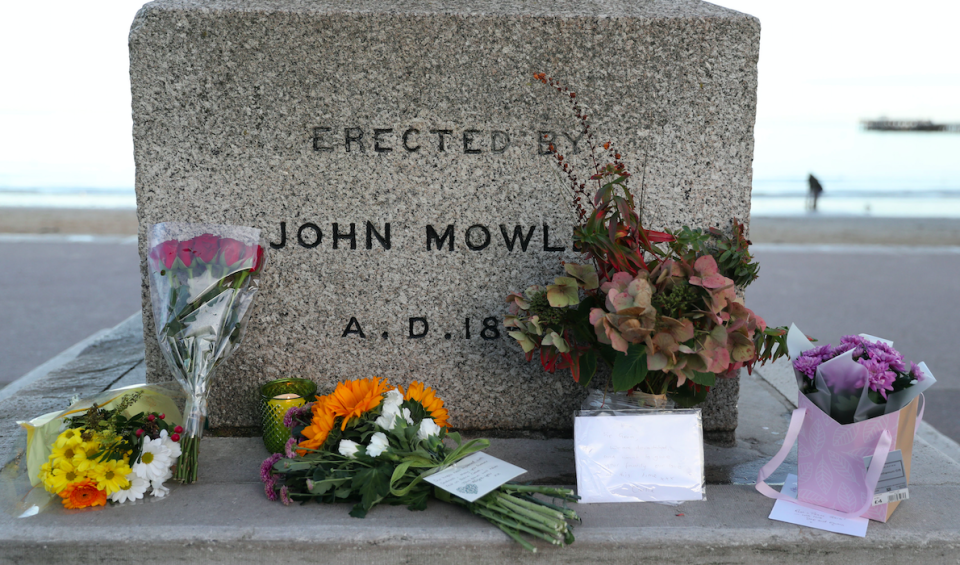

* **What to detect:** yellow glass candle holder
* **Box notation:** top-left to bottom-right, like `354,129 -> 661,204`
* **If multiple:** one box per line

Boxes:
258,378 -> 317,453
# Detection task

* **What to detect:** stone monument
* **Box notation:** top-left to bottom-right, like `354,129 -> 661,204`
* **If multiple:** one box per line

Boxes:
130,0 -> 759,443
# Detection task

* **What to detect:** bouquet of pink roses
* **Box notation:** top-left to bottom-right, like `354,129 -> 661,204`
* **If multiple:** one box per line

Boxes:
147,223 -> 265,483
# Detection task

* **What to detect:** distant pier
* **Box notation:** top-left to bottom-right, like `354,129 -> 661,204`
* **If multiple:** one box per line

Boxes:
862,119 -> 960,132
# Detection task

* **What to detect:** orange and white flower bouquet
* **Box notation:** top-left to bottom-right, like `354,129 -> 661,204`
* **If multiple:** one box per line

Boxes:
261,377 -> 580,552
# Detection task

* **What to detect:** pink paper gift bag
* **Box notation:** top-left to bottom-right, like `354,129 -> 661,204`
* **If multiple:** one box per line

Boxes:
756,394 -> 922,522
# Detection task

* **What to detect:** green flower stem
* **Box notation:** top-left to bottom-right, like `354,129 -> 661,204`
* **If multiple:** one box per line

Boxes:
513,494 -> 580,521
497,492 -> 566,521
485,502 -> 564,537
495,524 -> 538,553
472,506 -> 564,545
232,270 -> 249,291
174,434 -> 201,484
500,484 -> 575,497
493,495 -> 564,530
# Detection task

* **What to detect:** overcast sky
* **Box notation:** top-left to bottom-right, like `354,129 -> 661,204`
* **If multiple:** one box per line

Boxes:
1,0 -> 957,189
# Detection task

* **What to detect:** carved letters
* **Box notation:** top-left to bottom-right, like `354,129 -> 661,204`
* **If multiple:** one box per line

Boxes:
270,222 -> 566,252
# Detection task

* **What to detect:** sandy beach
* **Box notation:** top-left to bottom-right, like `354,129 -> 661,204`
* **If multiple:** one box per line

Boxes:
3,207 -> 960,245
0,207 -> 138,236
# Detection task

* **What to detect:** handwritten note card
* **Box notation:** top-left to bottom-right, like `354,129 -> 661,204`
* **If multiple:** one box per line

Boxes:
424,452 -> 526,502
768,474 -> 869,537
574,410 -> 705,503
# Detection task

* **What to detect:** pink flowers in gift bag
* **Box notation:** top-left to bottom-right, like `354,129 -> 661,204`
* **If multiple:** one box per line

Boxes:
756,325 -> 937,522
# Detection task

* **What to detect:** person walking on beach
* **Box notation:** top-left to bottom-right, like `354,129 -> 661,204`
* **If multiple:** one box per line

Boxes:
807,174 -> 823,211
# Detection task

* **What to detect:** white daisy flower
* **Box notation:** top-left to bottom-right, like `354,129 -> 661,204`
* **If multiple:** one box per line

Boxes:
418,419 -> 441,441
338,439 -> 360,459
133,437 -> 173,482
366,432 -> 390,458
159,429 -> 182,459
110,473 -> 148,504
151,468 -> 173,498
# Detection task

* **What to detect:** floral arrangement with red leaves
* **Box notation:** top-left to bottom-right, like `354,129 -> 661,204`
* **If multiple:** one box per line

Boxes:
147,223 -> 265,483
504,74 -> 787,407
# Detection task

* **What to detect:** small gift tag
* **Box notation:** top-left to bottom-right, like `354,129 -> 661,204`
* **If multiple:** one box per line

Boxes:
864,449 -> 909,506
424,452 -> 526,502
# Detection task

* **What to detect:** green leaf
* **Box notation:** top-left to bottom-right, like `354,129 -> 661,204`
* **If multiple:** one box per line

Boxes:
579,352 -> 598,388
353,464 -> 392,513
611,343 -> 648,391
689,371 -> 717,387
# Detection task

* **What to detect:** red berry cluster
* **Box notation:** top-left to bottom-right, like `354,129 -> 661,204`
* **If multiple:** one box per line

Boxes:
135,413 -> 182,443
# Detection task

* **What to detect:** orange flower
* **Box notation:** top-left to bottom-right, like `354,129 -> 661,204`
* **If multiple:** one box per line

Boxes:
298,395 -> 336,455
59,479 -> 107,509
400,382 -> 449,428
325,377 -> 391,430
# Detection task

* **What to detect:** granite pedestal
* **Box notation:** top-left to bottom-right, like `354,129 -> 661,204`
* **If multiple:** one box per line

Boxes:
130,0 -> 760,437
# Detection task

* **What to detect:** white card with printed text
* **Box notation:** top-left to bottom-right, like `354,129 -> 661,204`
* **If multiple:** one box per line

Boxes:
424,452 -> 526,502
768,474 -> 869,537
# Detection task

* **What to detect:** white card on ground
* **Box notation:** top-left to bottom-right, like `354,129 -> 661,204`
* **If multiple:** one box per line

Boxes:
574,411 -> 705,503
424,452 -> 526,502
768,474 -> 868,537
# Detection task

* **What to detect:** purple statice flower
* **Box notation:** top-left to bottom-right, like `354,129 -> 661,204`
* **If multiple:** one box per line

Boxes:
793,355 -> 821,380
260,453 -> 282,483
283,404 -> 312,430
911,362 -> 925,382
280,485 -> 293,506
264,475 -> 279,501
862,357 -> 896,399
284,437 -> 298,459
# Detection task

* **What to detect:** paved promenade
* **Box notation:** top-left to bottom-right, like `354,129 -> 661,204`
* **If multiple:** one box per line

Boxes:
749,245 -> 960,441
0,235 -> 140,386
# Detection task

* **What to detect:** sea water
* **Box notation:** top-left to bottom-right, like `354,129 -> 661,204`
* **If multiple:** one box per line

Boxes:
1,121 -> 957,216
750,119 -> 960,217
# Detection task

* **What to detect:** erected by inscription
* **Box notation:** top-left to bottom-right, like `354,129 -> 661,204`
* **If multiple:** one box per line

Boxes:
131,0 -> 759,440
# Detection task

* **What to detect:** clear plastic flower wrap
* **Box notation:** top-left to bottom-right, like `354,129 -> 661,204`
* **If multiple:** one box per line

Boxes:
2,383 -> 185,517
147,222 -> 265,483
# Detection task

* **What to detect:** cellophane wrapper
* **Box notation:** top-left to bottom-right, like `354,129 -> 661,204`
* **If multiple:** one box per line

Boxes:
147,222 -> 264,482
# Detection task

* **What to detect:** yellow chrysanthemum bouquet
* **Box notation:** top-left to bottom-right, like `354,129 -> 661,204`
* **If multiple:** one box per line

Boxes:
10,383 -> 184,515
261,377 -> 580,552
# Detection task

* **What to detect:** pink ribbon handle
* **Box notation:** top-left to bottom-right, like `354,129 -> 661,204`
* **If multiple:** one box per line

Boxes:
914,393 -> 926,441
755,407 -> 893,519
